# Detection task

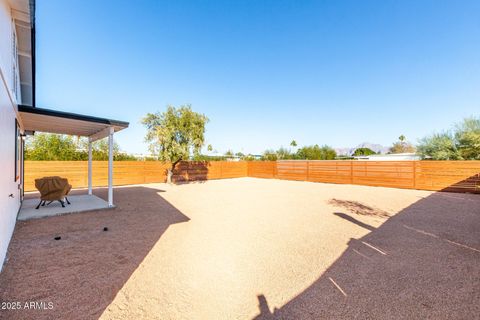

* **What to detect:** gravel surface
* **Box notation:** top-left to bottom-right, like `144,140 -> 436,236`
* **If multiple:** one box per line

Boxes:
0,178 -> 478,319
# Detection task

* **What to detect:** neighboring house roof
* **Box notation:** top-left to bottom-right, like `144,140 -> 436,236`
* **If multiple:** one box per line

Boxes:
354,153 -> 420,161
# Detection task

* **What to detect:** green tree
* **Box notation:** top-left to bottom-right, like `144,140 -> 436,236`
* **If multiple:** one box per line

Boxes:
142,105 -> 209,183
25,133 -> 136,161
352,147 -> 376,156
417,132 -> 461,160
243,154 -> 256,161
417,117 -> 480,160
225,150 -> 234,157
79,138 -> 117,160
455,117 -> 480,160
25,133 -> 81,160
296,145 -> 336,160
192,154 -> 226,161
207,144 -> 213,152
389,135 -> 416,154
290,140 -> 297,147
276,147 -> 293,160
262,149 -> 278,161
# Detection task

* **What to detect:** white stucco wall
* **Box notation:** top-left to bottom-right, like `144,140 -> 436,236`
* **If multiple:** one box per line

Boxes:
0,0 -> 21,271
0,0 -> 13,88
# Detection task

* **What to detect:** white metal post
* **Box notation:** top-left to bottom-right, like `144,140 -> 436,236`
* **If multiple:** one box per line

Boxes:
88,140 -> 92,195
108,127 -> 114,207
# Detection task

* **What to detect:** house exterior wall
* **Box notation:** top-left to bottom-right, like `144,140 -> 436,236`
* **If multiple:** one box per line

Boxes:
0,0 -> 22,271
0,0 -> 13,88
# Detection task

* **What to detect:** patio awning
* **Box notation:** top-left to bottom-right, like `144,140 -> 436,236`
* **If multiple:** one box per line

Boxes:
18,105 -> 129,140
18,104 -> 129,207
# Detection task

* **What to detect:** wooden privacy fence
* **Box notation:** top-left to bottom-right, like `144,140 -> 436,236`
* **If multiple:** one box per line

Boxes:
24,161 -> 248,192
247,160 -> 480,193
25,160 -> 480,193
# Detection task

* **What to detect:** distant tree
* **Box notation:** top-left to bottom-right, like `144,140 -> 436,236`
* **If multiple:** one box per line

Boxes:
455,117 -> 480,160
25,133 -> 135,161
243,154 -> 256,161
417,132 -> 461,160
389,135 -> 416,154
417,117 -> 480,160
192,154 -> 226,161
25,133 -> 81,160
142,105 -> 208,183
262,149 -> 278,161
225,150 -> 234,157
207,144 -> 213,152
276,147 -> 293,160
235,152 -> 245,158
79,138 -> 121,160
352,147 -> 376,156
321,145 -> 337,160
296,145 -> 336,160
290,140 -> 297,147
112,152 -> 138,161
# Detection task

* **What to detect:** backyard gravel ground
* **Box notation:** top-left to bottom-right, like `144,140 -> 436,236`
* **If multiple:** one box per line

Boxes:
0,177 -> 479,319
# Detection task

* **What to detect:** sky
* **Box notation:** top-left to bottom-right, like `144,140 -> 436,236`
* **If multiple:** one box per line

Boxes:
36,0 -> 480,155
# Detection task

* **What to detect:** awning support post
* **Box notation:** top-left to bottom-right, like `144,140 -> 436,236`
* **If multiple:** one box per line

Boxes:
88,140 -> 92,195
108,126 -> 114,207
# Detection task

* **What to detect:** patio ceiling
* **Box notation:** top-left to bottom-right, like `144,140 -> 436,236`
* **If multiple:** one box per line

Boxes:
18,105 -> 129,140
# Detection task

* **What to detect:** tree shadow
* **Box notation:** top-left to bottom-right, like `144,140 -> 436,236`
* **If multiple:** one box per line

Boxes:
0,186 -> 190,320
254,189 -> 480,319
328,198 -> 390,217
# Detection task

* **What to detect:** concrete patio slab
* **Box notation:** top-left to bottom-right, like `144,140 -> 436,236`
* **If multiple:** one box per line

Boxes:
18,195 -> 114,221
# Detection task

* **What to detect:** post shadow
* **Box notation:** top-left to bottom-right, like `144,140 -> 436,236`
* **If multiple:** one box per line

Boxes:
333,212 -> 376,231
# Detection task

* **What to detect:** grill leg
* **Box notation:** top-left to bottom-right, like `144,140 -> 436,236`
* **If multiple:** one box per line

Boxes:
35,200 -> 43,210
65,197 -> 71,205
58,200 -> 65,208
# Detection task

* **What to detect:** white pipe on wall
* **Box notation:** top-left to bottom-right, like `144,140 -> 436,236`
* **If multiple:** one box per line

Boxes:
88,140 -> 92,195
108,127 -> 114,207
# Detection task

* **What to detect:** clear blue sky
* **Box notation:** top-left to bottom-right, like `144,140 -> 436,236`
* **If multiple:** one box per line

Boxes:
36,0 -> 480,155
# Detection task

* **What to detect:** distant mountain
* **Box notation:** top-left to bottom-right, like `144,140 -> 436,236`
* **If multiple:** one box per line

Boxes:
335,142 -> 389,156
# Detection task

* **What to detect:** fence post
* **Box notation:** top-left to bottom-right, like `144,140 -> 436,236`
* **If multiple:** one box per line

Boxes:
143,161 -> 146,184
412,161 -> 416,189
306,161 -> 310,181
350,161 -> 353,184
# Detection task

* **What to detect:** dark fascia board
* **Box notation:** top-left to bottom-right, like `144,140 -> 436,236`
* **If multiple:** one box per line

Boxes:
18,105 -> 129,128
29,0 -> 35,29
